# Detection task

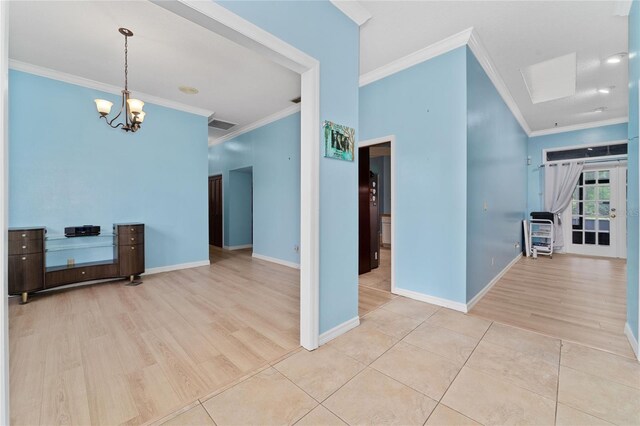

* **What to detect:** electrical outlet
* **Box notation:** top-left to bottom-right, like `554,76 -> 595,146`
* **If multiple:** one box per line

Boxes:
491,257 -> 495,266
294,244 -> 300,253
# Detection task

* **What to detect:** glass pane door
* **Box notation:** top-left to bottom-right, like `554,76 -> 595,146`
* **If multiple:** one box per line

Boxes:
571,170 -> 611,247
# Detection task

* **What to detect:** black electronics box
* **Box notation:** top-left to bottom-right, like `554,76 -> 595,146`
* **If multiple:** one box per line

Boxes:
530,212 -> 555,223
64,225 -> 101,237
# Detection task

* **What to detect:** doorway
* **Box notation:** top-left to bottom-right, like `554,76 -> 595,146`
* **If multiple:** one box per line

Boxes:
209,174 -> 223,247
358,138 -> 394,315
562,163 -> 627,258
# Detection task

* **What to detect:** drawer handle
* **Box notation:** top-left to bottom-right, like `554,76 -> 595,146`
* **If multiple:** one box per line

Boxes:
130,228 -> 134,231
21,233 -> 26,238
22,245 -> 26,249
81,271 -> 85,275
131,246 -> 135,250
131,237 -> 135,241
21,256 -> 26,261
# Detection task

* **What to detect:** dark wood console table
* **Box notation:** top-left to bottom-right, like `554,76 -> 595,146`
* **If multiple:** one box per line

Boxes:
8,223 -> 145,303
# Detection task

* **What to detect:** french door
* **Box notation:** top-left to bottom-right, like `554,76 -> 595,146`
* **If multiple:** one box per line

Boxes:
562,164 -> 627,258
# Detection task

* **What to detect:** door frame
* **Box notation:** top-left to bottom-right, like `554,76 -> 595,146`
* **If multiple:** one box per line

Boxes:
561,161 -> 628,258
208,174 -> 223,248
150,1 -> 320,351
359,136 -> 396,294
0,1 -> 8,423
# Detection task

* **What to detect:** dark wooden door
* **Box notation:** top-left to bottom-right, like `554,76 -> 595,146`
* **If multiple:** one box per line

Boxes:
209,175 -> 223,247
369,172 -> 380,269
359,147 -> 371,275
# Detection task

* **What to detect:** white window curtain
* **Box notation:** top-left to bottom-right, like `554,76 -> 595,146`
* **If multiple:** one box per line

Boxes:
543,161 -> 584,249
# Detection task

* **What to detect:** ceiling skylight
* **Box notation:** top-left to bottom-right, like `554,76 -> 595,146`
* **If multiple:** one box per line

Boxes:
521,53 -> 577,104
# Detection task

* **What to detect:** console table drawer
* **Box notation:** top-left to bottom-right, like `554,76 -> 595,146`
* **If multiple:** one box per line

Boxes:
9,239 -> 43,255
117,224 -> 144,236
121,233 -> 144,245
46,263 -> 119,288
9,229 -> 44,241
8,253 -> 44,294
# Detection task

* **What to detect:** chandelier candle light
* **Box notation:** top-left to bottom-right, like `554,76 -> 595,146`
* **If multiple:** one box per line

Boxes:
94,28 -> 145,132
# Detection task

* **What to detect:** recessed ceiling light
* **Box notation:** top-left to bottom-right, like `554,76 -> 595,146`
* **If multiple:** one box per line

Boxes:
178,86 -> 199,95
594,106 -> 607,113
605,53 -> 627,64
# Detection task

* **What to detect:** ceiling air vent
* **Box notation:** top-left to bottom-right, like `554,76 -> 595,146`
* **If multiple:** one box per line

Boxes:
208,116 -> 237,130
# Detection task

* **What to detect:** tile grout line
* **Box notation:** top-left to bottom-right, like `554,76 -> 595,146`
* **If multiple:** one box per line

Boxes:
423,319 -> 494,425
554,342 -> 562,425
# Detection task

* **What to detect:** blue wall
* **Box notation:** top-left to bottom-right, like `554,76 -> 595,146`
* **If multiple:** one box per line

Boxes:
466,48 -> 527,302
218,1 -> 360,333
360,47 -> 468,303
627,0 -> 639,342
228,168 -> 253,247
9,70 -> 209,269
209,112 -> 300,265
527,123 -> 628,214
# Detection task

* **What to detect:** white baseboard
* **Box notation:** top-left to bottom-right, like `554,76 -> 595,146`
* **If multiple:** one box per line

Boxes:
624,322 -> 639,360
319,316 -> 360,345
393,287 -> 468,313
145,260 -> 211,275
251,253 -> 300,270
466,253 -> 522,311
223,244 -> 253,251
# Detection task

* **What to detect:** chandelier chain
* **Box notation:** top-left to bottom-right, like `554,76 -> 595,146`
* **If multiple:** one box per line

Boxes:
124,34 -> 128,91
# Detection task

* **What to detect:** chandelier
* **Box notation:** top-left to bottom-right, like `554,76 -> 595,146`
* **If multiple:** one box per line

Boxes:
94,28 -> 145,132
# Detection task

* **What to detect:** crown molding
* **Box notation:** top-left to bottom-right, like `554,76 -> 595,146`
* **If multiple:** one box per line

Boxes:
529,116 -> 628,138
9,59 -> 213,117
209,103 -> 301,146
330,1 -> 372,26
467,30 -> 532,135
359,27 -> 473,87
613,0 -> 632,16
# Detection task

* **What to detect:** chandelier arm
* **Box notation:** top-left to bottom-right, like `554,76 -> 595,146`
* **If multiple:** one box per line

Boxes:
100,115 -> 125,129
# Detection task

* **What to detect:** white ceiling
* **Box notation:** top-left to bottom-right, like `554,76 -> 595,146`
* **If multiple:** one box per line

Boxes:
359,1 -> 629,132
8,1 -> 300,140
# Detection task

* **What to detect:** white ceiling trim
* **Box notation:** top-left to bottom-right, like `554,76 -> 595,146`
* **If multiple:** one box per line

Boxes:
209,103 -> 301,146
529,116 -> 628,138
9,59 -> 214,117
330,1 -> 372,26
359,27 -> 473,87
613,0 -> 633,16
467,31 -> 532,135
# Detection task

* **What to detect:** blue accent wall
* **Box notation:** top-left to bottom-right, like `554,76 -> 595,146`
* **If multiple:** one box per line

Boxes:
209,112 -> 300,265
360,47 -> 468,303
228,168 -> 253,247
218,1 -> 359,333
466,48 -> 527,302
527,123 -> 628,214
9,70 -> 209,269
627,0 -> 639,342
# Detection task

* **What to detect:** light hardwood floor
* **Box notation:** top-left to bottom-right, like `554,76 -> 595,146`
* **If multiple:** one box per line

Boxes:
470,253 -> 635,359
9,247 -> 301,425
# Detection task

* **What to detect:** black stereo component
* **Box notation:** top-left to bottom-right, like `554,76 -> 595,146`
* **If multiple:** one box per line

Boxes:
64,225 -> 101,237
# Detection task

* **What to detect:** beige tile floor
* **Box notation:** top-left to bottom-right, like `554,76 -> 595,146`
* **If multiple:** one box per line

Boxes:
156,296 -> 640,426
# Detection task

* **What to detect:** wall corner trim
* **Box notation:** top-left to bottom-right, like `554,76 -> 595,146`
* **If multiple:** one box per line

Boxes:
466,253 -> 522,312
330,1 -> 372,26
393,287 -> 468,313
359,27 -> 473,88
624,322 -> 639,360
209,104 -> 301,146
8,60 -> 214,117
319,316 -> 360,345
251,252 -> 300,270
223,244 -> 253,251
144,260 -> 211,275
